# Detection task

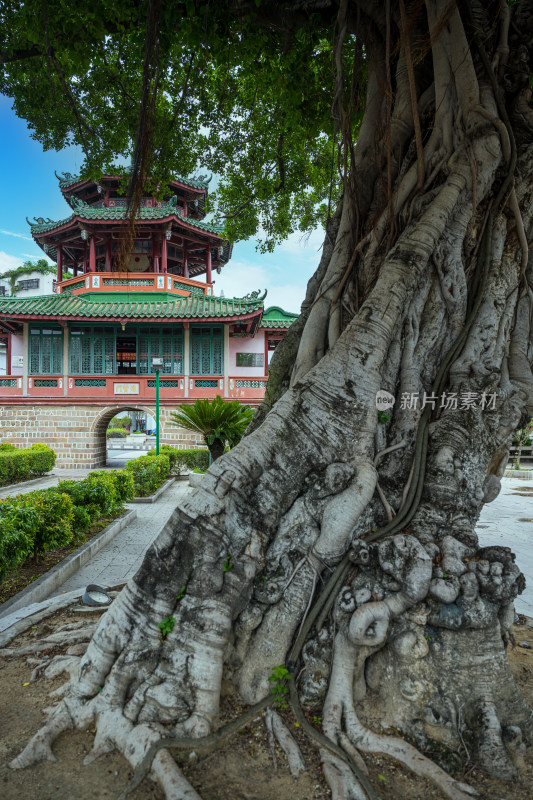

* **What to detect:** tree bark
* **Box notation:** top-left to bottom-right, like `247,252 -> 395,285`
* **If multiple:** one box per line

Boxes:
9,2 -> 533,799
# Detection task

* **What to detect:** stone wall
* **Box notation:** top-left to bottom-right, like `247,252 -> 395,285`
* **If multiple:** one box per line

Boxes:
0,403 -> 200,468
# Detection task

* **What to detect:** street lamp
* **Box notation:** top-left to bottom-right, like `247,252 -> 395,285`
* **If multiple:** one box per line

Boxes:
152,357 -> 163,455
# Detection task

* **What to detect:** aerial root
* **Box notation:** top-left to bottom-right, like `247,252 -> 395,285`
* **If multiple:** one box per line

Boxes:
8,703 -> 74,769
321,748 -> 368,800
475,693 -> 517,780
264,708 -> 306,777
0,623 -> 97,658
344,708 -> 478,800
119,695 -> 273,800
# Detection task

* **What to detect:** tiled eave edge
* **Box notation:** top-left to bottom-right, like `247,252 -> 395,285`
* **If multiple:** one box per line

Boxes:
0,310 -> 263,325
32,213 -> 224,241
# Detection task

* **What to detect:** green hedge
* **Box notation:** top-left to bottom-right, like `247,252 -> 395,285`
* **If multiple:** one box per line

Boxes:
0,468 -> 136,579
0,443 -> 56,486
125,454 -> 170,496
172,448 -> 210,474
0,488 -> 74,574
145,445 -> 181,470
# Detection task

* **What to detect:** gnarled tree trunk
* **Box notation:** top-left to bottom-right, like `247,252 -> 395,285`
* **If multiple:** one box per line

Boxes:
9,2 -> 533,799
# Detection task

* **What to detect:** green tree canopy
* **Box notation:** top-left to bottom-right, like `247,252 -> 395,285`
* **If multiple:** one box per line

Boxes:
0,0 -> 351,251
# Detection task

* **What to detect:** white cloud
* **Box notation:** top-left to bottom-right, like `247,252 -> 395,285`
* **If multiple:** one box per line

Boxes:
214,259 -> 305,312
0,229 -> 33,241
0,251 -> 25,271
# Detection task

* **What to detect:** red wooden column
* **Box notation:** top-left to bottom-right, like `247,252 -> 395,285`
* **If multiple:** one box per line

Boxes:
183,244 -> 189,278
56,244 -> 63,283
89,236 -> 96,272
105,238 -> 112,272
6,334 -> 12,376
206,246 -> 212,284
161,235 -> 168,273
83,241 -> 87,273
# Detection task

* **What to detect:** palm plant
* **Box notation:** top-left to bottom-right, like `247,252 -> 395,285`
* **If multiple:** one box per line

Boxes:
170,396 -> 254,462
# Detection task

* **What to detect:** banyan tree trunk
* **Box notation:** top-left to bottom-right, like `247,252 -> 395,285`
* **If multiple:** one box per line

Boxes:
9,2 -> 533,799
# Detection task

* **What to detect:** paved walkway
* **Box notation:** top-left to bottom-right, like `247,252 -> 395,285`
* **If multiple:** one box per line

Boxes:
50,479 -> 191,595
476,475 -> 533,617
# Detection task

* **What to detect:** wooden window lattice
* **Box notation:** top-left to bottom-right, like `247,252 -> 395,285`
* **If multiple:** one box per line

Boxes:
29,328 -> 63,375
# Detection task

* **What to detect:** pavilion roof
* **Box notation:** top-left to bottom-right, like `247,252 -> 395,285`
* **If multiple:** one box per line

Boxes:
260,306 -> 298,328
0,291 -> 265,323
27,196 -> 225,237
55,170 -> 210,191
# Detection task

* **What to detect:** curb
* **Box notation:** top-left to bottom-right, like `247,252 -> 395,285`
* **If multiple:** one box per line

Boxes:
0,508 -> 137,620
128,477 -> 175,504
504,469 -> 533,480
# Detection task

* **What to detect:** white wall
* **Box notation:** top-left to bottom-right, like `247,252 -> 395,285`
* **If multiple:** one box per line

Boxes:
228,331 -> 266,376
10,334 -> 24,375
0,342 -> 6,375
13,270 -> 55,297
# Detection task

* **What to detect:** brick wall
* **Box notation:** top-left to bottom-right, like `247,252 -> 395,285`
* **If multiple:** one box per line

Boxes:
0,404 -> 200,468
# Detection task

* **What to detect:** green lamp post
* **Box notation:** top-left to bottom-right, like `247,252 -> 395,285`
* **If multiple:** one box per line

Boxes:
152,357 -> 163,455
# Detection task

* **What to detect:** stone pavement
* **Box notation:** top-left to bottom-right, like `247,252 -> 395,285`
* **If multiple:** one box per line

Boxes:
50,479 -> 191,596
476,475 -> 533,617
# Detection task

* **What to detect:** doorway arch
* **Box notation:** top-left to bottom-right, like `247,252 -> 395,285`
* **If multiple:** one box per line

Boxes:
91,404 -> 157,467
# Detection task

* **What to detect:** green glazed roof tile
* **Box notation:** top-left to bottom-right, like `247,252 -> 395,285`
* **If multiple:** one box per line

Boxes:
27,198 -> 224,237
55,170 -> 210,191
0,291 -> 264,322
260,306 -> 298,328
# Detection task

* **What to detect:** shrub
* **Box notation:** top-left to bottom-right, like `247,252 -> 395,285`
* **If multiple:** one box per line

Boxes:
106,469 -> 135,503
0,500 -> 39,578
0,443 -> 17,451
0,488 -> 74,567
170,448 -> 210,474
146,445 -> 180,471
58,471 -> 119,518
30,490 -> 74,557
0,443 -> 56,486
107,428 -> 128,439
125,454 -> 170,496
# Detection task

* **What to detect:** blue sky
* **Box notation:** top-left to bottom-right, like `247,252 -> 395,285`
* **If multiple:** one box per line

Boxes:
0,94 -> 324,313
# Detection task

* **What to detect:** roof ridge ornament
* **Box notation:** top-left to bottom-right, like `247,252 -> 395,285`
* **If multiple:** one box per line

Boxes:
166,195 -> 178,208
72,196 -> 87,211
240,289 -> 267,302
194,173 -> 212,185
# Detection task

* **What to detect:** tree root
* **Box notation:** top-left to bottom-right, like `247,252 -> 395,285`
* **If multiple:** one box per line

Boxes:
0,624 -> 97,658
264,708 -> 306,777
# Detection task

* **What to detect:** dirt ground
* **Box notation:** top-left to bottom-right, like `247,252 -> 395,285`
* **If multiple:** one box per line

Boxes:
1,606 -> 532,800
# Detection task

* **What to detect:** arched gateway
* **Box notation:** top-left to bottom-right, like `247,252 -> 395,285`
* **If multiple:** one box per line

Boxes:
0,403 -> 200,468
